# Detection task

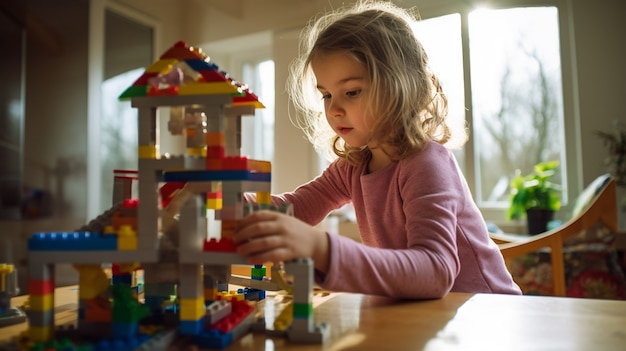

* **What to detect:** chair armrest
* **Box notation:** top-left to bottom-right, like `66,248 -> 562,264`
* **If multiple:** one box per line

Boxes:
489,232 -> 532,244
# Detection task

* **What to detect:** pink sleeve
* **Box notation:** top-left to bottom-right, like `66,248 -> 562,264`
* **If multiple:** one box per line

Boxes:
315,233 -> 456,298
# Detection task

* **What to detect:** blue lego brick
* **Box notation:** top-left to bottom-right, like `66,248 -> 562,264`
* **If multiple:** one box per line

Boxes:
92,333 -> 150,351
184,59 -> 219,71
28,232 -> 118,251
111,321 -> 140,339
29,334 -> 152,351
112,274 -> 133,285
191,329 -> 234,349
238,288 -> 265,301
163,170 -> 270,182
144,296 -> 170,311
180,319 -> 204,335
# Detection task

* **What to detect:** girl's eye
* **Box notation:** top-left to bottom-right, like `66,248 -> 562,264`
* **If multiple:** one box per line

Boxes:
347,89 -> 362,97
321,93 -> 331,100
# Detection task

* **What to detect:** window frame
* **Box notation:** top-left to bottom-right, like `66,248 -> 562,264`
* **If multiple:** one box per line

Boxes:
418,0 -> 580,226
87,0 -> 161,219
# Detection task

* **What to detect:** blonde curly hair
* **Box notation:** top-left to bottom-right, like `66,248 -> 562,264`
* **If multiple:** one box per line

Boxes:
287,0 -> 462,165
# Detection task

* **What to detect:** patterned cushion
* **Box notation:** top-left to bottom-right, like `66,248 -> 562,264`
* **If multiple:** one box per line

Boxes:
507,222 -> 626,299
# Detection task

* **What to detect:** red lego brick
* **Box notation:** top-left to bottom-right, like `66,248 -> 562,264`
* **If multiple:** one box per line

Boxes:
28,279 -> 54,295
212,300 -> 254,334
222,156 -> 249,170
203,238 -> 237,252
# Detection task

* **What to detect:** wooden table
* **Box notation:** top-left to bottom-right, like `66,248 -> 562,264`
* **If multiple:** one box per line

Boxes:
2,286 -> 626,350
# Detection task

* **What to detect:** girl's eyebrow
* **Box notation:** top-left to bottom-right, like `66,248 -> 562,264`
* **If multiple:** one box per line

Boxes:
316,76 -> 365,90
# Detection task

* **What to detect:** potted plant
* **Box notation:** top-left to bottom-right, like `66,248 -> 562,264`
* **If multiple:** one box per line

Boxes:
507,160 -> 562,234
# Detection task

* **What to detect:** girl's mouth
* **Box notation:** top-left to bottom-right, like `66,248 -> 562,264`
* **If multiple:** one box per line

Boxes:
337,127 -> 353,135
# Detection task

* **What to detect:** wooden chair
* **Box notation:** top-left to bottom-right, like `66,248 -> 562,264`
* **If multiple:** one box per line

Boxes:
490,174 -> 618,296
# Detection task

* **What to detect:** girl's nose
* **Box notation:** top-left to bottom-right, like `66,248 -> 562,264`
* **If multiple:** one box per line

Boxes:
327,100 -> 344,118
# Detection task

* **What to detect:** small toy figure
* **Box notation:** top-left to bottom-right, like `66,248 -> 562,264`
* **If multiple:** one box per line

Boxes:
0,240 -> 26,327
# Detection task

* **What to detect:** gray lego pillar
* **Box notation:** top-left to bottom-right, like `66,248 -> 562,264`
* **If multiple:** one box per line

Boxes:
284,258 -> 329,343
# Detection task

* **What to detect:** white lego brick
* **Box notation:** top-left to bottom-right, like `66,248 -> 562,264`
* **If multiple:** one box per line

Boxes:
137,107 -> 157,146
139,157 -> 186,170
131,94 -> 232,108
205,300 -> 232,325
287,320 -> 330,344
179,195 -> 206,251
178,250 -> 248,265
225,105 -> 255,117
177,264 -> 203,299
222,180 -> 271,193
29,250 -> 158,266
28,262 -> 54,281
184,156 -> 206,170
285,258 -> 314,304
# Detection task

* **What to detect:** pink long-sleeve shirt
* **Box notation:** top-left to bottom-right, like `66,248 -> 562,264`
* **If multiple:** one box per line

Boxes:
270,142 -> 521,298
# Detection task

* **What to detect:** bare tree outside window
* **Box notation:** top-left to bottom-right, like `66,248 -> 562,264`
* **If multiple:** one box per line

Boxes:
469,7 -> 565,207
413,6 -> 566,221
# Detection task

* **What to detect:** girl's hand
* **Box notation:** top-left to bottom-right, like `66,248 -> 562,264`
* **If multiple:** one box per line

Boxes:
233,210 -> 330,273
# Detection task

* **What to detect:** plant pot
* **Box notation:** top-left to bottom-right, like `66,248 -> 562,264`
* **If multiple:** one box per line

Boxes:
526,208 -> 554,235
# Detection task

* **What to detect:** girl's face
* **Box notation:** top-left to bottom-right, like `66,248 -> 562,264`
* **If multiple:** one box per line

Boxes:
311,52 -> 372,148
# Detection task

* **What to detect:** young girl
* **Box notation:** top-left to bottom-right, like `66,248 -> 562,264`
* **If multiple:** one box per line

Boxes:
233,0 -> 521,298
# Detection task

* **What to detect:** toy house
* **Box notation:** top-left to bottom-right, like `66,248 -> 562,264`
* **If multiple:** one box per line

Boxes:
18,41 -> 328,350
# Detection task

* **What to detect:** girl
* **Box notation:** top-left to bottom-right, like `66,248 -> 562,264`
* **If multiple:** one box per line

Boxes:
233,0 -> 521,298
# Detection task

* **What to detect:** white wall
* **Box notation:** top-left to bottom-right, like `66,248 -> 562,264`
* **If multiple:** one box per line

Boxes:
16,0 -> 626,226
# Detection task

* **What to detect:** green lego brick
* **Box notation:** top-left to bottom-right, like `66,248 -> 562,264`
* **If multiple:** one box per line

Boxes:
292,302 -> 313,319
119,85 -> 148,100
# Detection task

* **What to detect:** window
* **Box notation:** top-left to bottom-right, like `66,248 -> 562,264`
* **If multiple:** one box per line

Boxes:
100,69 -> 142,211
414,5 -> 567,222
241,60 -> 275,163
88,3 -> 157,217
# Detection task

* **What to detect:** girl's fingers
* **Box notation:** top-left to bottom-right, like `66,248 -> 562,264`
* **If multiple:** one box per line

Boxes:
233,221 -> 274,244
236,234 -> 284,256
237,210 -> 279,227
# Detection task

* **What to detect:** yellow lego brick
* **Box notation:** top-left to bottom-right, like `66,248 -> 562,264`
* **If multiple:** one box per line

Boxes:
118,236 -> 138,250
204,287 -> 218,301
118,225 -> 135,236
138,145 -> 159,159
0,263 -> 14,292
232,100 -> 265,109
217,290 -> 244,301
178,82 -> 239,95
274,301 -> 293,331
117,263 -> 140,273
179,297 -> 205,321
0,263 -> 14,274
206,198 -> 222,210
145,59 -> 178,73
256,192 -> 271,205
187,147 -> 206,156
249,160 -> 271,172
29,294 -> 54,312
117,225 -> 138,250
74,264 -> 110,299
29,325 -> 55,342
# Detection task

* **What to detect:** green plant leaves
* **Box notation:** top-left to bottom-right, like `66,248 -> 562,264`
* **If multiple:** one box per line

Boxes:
507,160 -> 561,220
